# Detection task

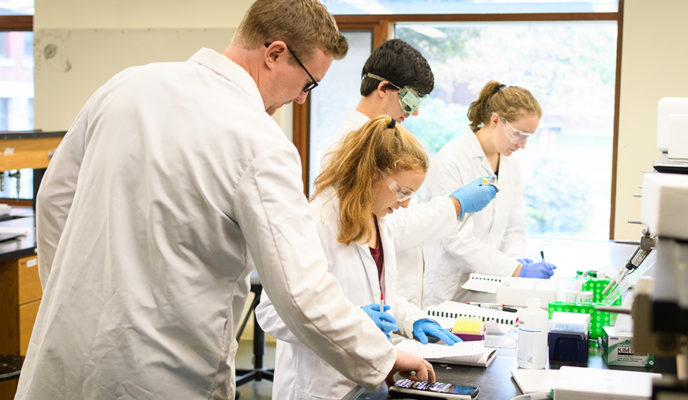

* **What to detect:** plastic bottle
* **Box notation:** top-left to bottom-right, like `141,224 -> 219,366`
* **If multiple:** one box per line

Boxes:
517,297 -> 549,369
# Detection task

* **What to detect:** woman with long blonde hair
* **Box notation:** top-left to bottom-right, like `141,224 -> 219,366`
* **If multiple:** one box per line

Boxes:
256,116 -> 459,400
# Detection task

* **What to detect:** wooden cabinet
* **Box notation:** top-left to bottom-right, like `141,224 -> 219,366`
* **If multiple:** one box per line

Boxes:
0,254 -> 41,400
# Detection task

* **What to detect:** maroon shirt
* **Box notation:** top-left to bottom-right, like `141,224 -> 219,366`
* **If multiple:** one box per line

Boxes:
369,218 -> 384,284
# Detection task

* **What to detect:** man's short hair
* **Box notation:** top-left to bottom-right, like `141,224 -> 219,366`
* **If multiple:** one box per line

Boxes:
234,0 -> 348,61
360,39 -> 434,97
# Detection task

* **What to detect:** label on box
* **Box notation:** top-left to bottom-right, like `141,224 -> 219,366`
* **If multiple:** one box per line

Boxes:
602,326 -> 654,368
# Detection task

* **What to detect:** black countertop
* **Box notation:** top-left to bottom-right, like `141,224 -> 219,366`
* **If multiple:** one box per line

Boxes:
0,130 -> 66,140
0,206 -> 36,262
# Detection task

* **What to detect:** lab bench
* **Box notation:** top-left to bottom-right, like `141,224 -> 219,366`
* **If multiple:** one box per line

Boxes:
0,207 -> 39,400
390,238 -> 654,399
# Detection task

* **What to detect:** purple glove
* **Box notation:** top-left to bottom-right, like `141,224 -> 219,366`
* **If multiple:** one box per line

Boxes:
518,258 -> 556,279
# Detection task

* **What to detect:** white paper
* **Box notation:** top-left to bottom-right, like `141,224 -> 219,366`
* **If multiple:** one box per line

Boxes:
395,339 -> 487,363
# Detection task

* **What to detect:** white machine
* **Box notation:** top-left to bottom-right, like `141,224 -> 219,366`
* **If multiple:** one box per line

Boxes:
599,98 -> 688,397
654,97 -> 688,173
626,97 -> 688,398
632,172 -> 688,398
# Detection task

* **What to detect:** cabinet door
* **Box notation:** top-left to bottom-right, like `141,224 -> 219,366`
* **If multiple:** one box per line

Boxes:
19,300 -> 40,356
18,256 -> 41,305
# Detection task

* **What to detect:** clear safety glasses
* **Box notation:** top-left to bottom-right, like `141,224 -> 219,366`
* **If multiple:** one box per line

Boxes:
379,169 -> 416,202
365,73 -> 427,115
501,118 -> 535,144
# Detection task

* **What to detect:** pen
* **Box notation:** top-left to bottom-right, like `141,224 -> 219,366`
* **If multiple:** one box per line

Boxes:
380,292 -> 385,310
540,250 -> 545,262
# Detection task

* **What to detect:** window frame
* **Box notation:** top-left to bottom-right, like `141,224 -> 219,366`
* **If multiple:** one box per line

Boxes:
293,3 -> 624,239
0,13 -> 33,206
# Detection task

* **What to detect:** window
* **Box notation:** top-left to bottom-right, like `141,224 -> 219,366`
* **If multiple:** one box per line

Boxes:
300,1 -> 622,240
308,31 -> 373,194
397,21 -> 618,239
0,0 -> 34,201
323,0 -> 618,14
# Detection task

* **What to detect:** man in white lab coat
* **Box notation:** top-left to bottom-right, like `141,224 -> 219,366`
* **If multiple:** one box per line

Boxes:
16,1 -> 433,399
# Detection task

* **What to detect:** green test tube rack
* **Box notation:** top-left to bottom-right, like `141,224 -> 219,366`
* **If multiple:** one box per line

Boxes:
548,278 -> 622,339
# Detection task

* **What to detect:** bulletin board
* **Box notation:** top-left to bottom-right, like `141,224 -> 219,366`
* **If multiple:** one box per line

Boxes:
34,28 -> 235,131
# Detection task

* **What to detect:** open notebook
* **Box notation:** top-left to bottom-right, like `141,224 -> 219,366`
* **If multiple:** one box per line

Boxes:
395,339 -> 497,367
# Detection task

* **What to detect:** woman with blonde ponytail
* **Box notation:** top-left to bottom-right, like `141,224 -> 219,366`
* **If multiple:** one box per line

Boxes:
421,80 -> 558,307
256,116 -> 459,400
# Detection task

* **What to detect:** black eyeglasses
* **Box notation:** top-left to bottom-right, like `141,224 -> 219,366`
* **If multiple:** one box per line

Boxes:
265,42 -> 319,93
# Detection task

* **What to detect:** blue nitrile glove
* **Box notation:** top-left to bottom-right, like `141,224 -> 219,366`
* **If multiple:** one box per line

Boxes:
361,304 -> 399,338
518,259 -> 557,279
412,319 -> 462,346
450,176 -> 498,216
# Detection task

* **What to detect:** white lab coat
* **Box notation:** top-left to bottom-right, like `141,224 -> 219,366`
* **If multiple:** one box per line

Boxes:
19,48 -> 395,400
421,129 -> 526,306
322,109 -> 460,308
256,188 -> 452,399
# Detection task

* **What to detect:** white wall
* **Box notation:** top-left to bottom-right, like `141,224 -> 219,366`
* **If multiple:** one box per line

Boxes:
34,0 -> 292,137
614,0 -> 688,241
35,0 -> 250,29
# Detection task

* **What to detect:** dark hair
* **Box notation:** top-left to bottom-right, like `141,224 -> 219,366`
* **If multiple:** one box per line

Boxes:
467,80 -> 542,132
360,39 -> 434,97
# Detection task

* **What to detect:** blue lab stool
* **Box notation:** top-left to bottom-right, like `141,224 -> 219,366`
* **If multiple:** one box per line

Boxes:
235,270 -> 274,388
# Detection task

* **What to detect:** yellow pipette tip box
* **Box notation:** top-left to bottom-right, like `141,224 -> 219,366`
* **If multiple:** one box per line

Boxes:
452,317 -> 485,341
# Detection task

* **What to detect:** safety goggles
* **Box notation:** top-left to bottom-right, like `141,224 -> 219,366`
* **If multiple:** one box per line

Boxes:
378,169 -> 416,202
501,118 -> 535,144
366,73 -> 427,115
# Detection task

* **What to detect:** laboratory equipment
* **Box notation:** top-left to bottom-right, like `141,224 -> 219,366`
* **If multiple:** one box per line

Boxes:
452,317 -> 485,341
631,171 -> 688,398
602,227 -> 656,298
548,312 -> 589,364
389,379 -> 479,399
604,97 -> 688,302
653,97 -> 688,173
496,278 -> 557,308
517,298 -> 549,369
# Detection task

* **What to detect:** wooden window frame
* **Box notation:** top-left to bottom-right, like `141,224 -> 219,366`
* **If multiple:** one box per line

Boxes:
0,14 -> 34,206
296,4 -> 625,239
0,15 -> 32,31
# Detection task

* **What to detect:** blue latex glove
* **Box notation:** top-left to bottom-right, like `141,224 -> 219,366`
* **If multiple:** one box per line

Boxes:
412,319 -> 462,345
361,304 -> 399,338
450,176 -> 498,216
518,259 -> 557,279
